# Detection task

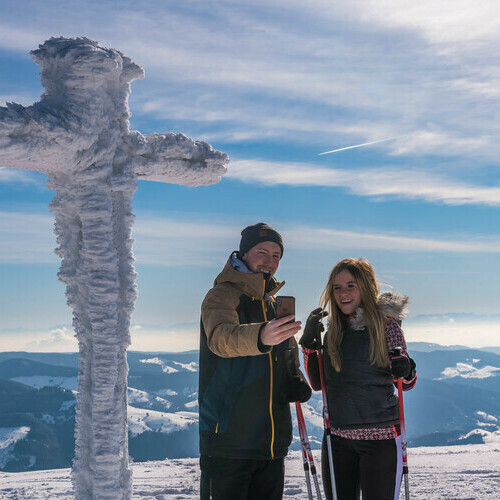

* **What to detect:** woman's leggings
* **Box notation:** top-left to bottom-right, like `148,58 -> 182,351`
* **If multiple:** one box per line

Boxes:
321,434 -> 403,500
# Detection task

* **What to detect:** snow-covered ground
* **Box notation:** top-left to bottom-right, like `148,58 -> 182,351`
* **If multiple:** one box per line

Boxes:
128,406 -> 197,437
10,376 -> 78,391
0,428 -> 31,469
0,443 -> 498,499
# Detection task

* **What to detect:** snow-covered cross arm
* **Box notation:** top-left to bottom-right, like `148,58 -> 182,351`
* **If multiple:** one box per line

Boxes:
129,130 -> 227,186
0,37 -> 228,500
0,105 -> 227,182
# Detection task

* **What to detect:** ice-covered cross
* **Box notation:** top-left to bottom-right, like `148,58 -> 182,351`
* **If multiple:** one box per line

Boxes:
0,37 -> 228,499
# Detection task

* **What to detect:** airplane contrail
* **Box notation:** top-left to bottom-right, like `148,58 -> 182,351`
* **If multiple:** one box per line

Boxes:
318,136 -> 400,155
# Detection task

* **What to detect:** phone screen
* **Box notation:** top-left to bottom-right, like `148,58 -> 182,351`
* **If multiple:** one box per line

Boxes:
275,296 -> 295,319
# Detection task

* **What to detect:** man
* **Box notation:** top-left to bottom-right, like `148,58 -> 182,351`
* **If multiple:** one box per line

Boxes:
198,222 -> 311,500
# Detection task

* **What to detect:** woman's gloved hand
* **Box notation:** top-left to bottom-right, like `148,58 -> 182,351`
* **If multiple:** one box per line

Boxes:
389,347 -> 416,380
299,308 -> 327,350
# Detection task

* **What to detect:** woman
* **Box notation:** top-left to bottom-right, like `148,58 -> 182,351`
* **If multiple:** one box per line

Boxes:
300,258 -> 417,500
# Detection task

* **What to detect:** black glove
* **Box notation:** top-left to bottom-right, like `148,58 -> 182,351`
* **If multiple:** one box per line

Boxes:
285,376 -> 312,403
389,348 -> 416,379
299,308 -> 327,350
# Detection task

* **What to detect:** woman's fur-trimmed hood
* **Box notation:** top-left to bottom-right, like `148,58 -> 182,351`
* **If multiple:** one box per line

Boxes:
378,292 -> 409,322
348,292 -> 409,330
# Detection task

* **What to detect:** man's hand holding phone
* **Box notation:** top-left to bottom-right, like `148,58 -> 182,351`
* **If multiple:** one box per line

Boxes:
260,315 -> 301,346
260,296 -> 300,346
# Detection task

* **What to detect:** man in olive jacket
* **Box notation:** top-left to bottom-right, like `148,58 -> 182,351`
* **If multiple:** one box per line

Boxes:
199,222 -> 311,500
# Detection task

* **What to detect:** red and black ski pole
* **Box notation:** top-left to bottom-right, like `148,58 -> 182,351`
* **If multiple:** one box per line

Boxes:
397,378 -> 410,499
316,348 -> 338,500
295,401 -> 322,500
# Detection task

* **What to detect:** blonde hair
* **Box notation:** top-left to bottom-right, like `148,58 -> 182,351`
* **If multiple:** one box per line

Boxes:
320,258 -> 389,372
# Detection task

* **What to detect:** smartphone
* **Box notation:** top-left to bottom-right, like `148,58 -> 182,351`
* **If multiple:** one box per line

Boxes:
275,296 -> 295,319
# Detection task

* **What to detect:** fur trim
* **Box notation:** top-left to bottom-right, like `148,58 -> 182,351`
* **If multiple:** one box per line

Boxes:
378,292 -> 409,321
346,292 -> 409,330
348,308 -> 366,331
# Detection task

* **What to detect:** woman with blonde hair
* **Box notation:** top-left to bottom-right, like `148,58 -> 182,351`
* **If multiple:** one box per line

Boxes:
300,258 -> 417,500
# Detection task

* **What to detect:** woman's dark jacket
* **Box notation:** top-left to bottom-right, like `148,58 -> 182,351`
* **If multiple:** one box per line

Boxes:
322,328 -> 399,429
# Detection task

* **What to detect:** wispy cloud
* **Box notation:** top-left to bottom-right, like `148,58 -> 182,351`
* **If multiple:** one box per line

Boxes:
2,209 -> 499,267
348,0 -> 500,46
129,324 -> 199,352
0,211 -> 57,263
0,23 -> 46,52
134,94 -> 405,147
132,215 -> 239,266
226,160 -> 500,206
0,325 -> 77,352
390,130 -> 491,157
450,73 -> 500,99
134,216 -> 500,264
284,226 -> 500,254
136,88 -> 495,159
405,320 -> 500,349
0,168 -> 44,186
24,326 -> 77,352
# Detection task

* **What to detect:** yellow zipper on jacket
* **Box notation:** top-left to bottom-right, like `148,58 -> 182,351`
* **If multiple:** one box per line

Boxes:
261,290 -> 275,459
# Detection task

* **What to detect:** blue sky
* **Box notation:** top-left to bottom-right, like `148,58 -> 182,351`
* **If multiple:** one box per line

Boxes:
1,0 -> 499,352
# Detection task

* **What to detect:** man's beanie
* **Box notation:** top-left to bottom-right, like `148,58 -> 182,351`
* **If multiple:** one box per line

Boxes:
239,222 -> 284,258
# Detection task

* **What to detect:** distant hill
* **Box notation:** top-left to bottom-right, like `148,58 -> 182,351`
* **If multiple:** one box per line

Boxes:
0,344 -> 498,471
408,342 -> 500,355
480,346 -> 500,355
0,352 -> 78,368
0,358 -> 77,379
0,378 -> 76,471
407,342 -> 470,352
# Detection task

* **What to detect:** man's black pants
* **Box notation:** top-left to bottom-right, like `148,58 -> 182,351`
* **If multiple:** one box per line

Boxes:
200,455 -> 285,500
321,434 -> 400,500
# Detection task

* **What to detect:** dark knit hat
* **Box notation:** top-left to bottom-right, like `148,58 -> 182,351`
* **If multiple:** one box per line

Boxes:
239,222 -> 284,258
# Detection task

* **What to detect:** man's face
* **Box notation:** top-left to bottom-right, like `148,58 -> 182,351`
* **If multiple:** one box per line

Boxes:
242,241 -> 282,275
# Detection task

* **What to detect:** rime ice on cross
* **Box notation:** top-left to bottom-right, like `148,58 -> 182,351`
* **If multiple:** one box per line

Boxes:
0,37 -> 228,499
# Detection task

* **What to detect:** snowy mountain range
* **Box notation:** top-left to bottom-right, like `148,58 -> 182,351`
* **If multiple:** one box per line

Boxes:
0,343 -> 499,472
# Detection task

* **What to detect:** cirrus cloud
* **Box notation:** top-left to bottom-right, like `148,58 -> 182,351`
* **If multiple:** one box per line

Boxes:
227,160 -> 500,206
